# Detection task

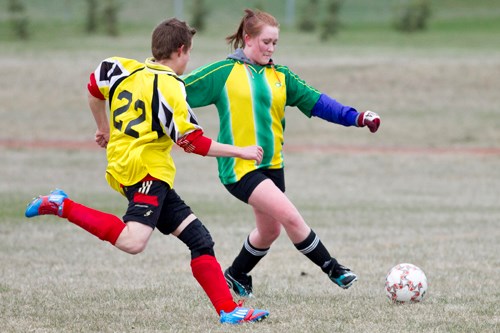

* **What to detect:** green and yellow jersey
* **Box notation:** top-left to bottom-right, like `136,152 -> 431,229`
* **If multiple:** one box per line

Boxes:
183,53 -> 321,184
90,57 -> 203,193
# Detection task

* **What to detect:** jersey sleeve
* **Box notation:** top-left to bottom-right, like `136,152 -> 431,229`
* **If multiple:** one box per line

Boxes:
88,57 -> 144,100
182,60 -> 234,108
279,65 -> 321,118
158,78 -> 205,143
311,94 -> 359,126
87,72 -> 105,100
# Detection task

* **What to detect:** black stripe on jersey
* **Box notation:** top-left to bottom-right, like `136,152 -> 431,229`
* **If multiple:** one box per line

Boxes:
158,74 -> 179,141
174,75 -> 200,126
189,112 -> 199,125
99,61 -> 123,81
108,67 -> 144,106
162,101 -> 174,141
151,74 -> 165,138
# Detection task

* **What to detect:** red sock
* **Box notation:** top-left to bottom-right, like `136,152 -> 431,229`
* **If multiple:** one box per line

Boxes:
191,255 -> 237,315
61,199 -> 125,245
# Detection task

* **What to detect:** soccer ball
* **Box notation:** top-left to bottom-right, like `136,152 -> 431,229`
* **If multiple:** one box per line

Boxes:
385,263 -> 428,303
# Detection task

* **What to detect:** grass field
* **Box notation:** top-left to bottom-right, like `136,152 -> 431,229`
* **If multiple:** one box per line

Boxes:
1,1 -> 500,332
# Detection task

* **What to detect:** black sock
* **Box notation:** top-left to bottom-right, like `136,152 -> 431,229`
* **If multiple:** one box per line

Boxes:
229,236 -> 269,276
294,230 -> 337,273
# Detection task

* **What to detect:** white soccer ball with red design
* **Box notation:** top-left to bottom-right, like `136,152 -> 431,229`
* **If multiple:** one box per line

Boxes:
385,263 -> 428,303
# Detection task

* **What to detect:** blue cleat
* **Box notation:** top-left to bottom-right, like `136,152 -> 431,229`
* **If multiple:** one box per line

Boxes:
25,189 -> 68,218
220,302 -> 269,324
329,263 -> 358,289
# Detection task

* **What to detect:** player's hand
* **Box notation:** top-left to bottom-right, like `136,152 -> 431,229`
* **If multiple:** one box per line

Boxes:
95,129 -> 109,148
239,145 -> 264,165
357,111 -> 381,133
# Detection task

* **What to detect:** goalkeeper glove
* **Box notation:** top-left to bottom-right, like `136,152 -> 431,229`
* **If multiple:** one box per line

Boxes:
357,111 -> 380,133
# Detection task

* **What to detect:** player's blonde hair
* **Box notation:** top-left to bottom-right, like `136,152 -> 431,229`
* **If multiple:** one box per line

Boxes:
152,18 -> 196,60
226,9 -> 279,50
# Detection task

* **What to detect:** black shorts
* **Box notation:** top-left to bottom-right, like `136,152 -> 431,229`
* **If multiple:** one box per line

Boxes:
224,168 -> 285,203
122,178 -> 193,235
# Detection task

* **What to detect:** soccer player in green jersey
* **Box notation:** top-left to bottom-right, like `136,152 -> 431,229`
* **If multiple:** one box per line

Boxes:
183,9 -> 381,297
25,18 -> 269,325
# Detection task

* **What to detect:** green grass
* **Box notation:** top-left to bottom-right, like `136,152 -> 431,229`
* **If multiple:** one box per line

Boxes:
2,151 -> 499,332
1,1 -> 500,332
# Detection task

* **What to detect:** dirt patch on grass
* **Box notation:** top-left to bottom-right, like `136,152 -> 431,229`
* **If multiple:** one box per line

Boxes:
1,139 -> 499,156
1,51 -> 498,150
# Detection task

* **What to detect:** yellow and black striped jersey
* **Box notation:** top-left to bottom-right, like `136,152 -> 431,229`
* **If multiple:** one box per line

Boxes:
91,57 -> 203,193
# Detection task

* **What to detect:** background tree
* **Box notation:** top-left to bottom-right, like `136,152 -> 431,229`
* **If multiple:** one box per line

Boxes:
85,0 -> 98,34
394,0 -> 431,32
103,0 -> 119,37
319,0 -> 343,40
8,0 -> 29,40
297,0 -> 319,32
191,0 -> 208,32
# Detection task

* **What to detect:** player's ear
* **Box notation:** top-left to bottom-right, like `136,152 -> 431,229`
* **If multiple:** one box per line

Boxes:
244,34 -> 251,46
177,44 -> 185,56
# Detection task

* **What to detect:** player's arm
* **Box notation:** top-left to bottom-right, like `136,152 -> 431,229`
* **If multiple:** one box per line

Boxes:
87,73 -> 110,148
311,94 -> 381,133
177,130 -> 263,165
171,78 -> 263,164
281,66 -> 380,133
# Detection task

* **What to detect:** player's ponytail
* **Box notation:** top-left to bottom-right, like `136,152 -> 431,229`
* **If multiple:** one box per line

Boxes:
226,9 -> 279,51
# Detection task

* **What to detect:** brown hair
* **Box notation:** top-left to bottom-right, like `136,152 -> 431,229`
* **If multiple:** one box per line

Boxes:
226,9 -> 279,50
151,18 -> 196,60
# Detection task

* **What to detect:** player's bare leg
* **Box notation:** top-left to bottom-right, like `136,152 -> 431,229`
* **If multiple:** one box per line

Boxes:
225,180 -> 357,294
26,190 -> 270,324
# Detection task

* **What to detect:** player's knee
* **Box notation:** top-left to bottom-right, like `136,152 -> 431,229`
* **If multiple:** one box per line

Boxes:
115,234 -> 149,254
125,242 -> 148,255
177,219 -> 215,259
259,225 -> 281,243
280,211 -> 305,231
119,240 -> 147,255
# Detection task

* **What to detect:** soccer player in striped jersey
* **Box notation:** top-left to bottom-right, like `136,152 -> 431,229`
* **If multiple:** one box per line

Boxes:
25,18 -> 268,325
183,9 -> 381,297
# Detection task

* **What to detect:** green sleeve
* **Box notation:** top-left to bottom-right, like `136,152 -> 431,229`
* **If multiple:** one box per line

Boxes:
278,65 -> 321,117
182,60 -> 234,108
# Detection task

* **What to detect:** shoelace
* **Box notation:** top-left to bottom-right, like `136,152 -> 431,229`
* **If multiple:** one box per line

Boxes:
236,300 -> 256,320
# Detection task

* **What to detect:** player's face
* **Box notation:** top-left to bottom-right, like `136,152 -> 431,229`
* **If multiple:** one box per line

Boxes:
245,25 -> 279,65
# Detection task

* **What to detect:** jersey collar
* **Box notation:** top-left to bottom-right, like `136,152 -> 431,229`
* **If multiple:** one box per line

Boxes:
145,57 -> 178,76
